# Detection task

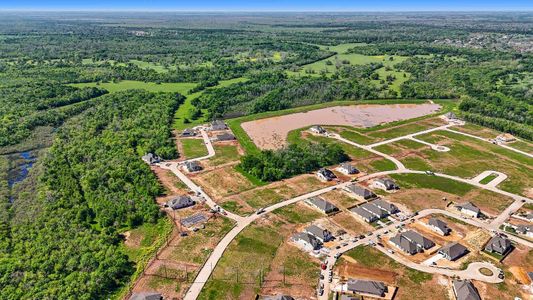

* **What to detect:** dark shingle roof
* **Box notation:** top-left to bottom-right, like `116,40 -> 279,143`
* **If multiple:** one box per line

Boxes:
350,207 -> 377,222
390,233 -> 419,255
402,230 -> 435,249
306,196 -> 338,213
452,280 -> 481,300
129,292 -> 162,300
484,235 -> 511,255
344,184 -> 376,199
371,198 -> 399,214
439,242 -> 469,261
293,232 -> 321,250
457,202 -> 480,214
428,218 -> 450,234
346,279 -> 387,296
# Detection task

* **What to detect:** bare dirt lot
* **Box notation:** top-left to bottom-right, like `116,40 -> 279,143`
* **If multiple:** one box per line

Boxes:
241,103 -> 441,150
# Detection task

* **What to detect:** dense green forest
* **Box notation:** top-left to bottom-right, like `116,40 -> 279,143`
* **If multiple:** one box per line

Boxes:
0,12 -> 531,299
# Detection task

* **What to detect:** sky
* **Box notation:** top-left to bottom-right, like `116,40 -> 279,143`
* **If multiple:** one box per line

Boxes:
1,0 -> 532,11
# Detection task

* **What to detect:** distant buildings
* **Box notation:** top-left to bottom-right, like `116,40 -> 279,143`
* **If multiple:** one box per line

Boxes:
337,162 -> 359,175
215,132 -> 236,141
452,279 -> 481,300
304,225 -> 334,243
181,213 -> 207,228
438,242 -> 469,261
350,199 -> 399,223
305,196 -> 339,214
180,128 -> 197,137
496,133 -> 516,144
316,168 -> 336,181
292,232 -> 321,251
484,235 -> 512,256
455,202 -> 481,218
142,153 -> 161,165
515,224 -> 533,238
427,218 -> 451,236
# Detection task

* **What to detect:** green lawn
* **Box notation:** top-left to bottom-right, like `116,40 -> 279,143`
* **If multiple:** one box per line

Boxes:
480,173 -> 499,185
70,80 -> 196,94
209,144 -> 240,166
180,138 -> 208,159
390,173 -> 474,196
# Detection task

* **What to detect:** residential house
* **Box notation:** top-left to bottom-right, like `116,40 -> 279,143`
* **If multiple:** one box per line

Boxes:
427,218 -> 451,236
484,235 -> 512,256
452,279 -> 481,300
439,242 -> 469,261
209,120 -> 227,131
181,213 -> 207,227
129,292 -> 163,300
350,207 -> 378,223
346,279 -> 388,297
359,202 -> 388,219
309,125 -> 326,134
444,112 -> 457,120
184,161 -> 202,172
293,232 -> 322,251
215,132 -> 236,141
343,184 -> 376,200
142,153 -> 160,165
515,224 -> 533,238
260,295 -> 295,300
304,225 -> 334,243
456,202 -> 481,218
180,128 -> 197,137
316,168 -> 336,181
372,178 -> 399,191
337,162 -> 359,175
389,233 -> 420,255
525,212 -> 533,222
372,198 -> 399,214
165,195 -> 195,210
402,230 -> 435,250
496,133 -> 516,143
305,196 -> 339,214
340,295 -> 361,300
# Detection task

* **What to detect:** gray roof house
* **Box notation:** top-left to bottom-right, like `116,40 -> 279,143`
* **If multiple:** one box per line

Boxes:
260,295 -> 295,300
452,279 -> 481,300
305,196 -> 339,214
360,202 -> 388,219
445,112 -> 458,120
390,233 -> 420,255
372,198 -> 399,214
215,132 -> 236,141
350,207 -> 378,223
346,279 -> 388,297
142,153 -> 161,164
180,128 -> 197,137
181,213 -> 208,227
428,218 -> 451,236
129,292 -> 163,300
184,160 -> 202,172
340,295 -> 361,300
166,195 -> 195,210
402,230 -> 435,250
337,162 -> 359,175
310,125 -> 326,134
304,225 -> 334,243
317,168 -> 336,181
456,202 -> 481,218
484,235 -> 512,255
439,242 -> 469,261
372,178 -> 399,191
209,120 -> 227,131
293,232 -> 321,251
343,184 -> 376,200
516,224 -> 533,236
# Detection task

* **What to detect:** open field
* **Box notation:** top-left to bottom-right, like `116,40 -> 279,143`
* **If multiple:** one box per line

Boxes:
241,103 -> 441,150
206,144 -> 241,167
180,138 -> 208,159
70,80 -> 196,94
192,165 -> 258,199
388,174 -> 514,215
409,130 -> 533,196
173,77 -> 248,131
339,246 -> 448,300
453,123 -> 533,154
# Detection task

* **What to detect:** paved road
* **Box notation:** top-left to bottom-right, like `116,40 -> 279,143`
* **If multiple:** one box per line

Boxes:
366,124 -> 453,148
471,170 -> 508,188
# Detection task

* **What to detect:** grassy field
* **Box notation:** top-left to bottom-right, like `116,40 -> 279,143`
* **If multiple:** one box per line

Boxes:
173,77 -> 248,131
70,80 -> 196,94
180,138 -> 208,159
390,173 -> 474,196
480,173 -> 499,185
208,144 -> 240,166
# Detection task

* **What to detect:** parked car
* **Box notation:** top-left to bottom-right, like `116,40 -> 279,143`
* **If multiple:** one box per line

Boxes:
387,249 -> 394,254
256,207 -> 265,214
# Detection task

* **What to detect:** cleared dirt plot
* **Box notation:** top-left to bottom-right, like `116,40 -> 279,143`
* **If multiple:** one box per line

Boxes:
412,130 -> 533,196
192,165 -> 257,199
200,211 -> 322,300
241,103 -> 441,150
387,174 -> 514,215
321,189 -> 362,209
504,244 -> 533,299
220,174 -> 330,215
339,246 -> 448,300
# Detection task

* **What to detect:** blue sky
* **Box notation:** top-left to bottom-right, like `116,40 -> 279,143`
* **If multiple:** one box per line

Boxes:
1,0 -> 532,11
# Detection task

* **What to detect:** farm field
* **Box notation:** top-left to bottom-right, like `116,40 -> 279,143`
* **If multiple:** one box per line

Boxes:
70,80 -> 196,94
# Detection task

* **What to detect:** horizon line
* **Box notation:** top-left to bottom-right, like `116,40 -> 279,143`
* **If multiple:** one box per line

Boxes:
1,9 -> 533,13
